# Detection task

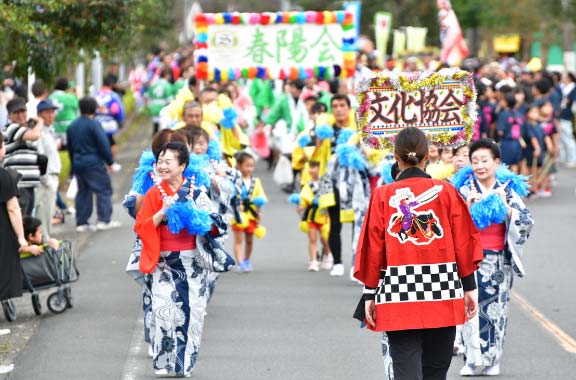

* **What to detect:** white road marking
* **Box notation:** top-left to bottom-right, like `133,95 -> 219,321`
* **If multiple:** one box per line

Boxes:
120,318 -> 148,380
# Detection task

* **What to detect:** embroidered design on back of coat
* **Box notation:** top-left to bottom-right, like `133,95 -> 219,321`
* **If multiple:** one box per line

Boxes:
387,185 -> 444,245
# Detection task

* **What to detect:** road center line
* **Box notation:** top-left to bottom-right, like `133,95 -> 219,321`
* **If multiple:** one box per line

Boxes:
512,290 -> 576,354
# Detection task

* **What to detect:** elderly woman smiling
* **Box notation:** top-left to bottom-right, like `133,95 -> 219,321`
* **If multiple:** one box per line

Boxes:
452,138 -> 534,376
135,141 -> 215,378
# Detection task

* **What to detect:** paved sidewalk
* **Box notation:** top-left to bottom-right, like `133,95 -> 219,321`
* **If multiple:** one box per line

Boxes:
0,112 -> 151,378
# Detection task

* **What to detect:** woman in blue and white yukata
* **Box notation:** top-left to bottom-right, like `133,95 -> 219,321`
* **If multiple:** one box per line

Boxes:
452,139 -> 534,377
126,132 -> 233,377
124,129 -> 236,359
124,130 -> 190,351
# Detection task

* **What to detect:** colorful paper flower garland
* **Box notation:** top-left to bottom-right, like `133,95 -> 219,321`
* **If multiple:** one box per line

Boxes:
356,68 -> 477,150
194,11 -> 356,82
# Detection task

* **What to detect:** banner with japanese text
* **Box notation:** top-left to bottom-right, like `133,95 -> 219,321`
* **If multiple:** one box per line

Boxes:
356,69 -> 477,149
194,11 -> 356,82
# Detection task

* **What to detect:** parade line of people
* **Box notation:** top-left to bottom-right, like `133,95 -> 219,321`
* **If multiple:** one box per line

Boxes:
112,47 -> 545,379
7,46 -> 574,378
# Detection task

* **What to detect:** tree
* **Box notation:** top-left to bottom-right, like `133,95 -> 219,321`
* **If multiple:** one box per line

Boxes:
0,0 -> 177,82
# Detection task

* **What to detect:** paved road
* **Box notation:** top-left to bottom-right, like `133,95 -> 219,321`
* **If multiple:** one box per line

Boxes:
3,134 -> 576,379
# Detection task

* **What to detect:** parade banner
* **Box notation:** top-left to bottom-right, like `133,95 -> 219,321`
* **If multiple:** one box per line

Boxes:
356,69 -> 477,149
194,11 -> 357,82
405,26 -> 428,53
374,12 -> 392,66
392,29 -> 406,58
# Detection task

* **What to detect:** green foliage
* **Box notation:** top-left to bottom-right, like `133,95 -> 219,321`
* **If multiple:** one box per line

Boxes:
0,0 -> 176,81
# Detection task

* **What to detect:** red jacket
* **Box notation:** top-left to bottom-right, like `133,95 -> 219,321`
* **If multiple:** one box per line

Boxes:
354,167 -> 482,331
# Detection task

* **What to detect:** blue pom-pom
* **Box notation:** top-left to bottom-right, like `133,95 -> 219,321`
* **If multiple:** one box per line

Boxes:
166,200 -> 213,235
336,129 -> 355,145
185,154 -> 211,188
221,108 -> 238,129
381,163 -> 394,184
132,151 -> 156,194
252,196 -> 267,207
298,134 -> 311,148
166,203 -> 188,234
207,140 -> 222,161
132,169 -> 155,195
336,144 -> 366,170
138,150 -> 156,167
288,193 -> 301,205
450,165 -> 474,190
470,193 -> 508,230
496,165 -> 530,197
316,124 -> 334,140
350,150 -> 366,171
184,205 -> 212,235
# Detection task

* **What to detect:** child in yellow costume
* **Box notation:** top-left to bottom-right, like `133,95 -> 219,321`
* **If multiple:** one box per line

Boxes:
206,95 -> 250,166
232,152 -> 267,272
289,161 -> 335,272
292,104 -> 334,184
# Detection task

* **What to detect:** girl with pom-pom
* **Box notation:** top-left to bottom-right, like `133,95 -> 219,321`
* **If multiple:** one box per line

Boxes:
135,141 -> 234,378
291,102 -> 334,187
289,160 -> 335,272
452,138 -> 534,376
232,151 -> 268,272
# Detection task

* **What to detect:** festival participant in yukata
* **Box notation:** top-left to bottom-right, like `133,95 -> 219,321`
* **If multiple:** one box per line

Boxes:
325,94 -> 361,277
135,141 -> 233,377
354,127 -> 483,380
451,138 -> 534,376
124,130 -> 189,355
289,160 -> 335,271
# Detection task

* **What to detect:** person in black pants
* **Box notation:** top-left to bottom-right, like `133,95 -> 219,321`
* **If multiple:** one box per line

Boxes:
387,327 -> 456,380
354,127 -> 482,380
327,187 -> 342,275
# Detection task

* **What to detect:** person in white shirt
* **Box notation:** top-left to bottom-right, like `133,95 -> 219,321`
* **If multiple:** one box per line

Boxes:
34,99 -> 62,240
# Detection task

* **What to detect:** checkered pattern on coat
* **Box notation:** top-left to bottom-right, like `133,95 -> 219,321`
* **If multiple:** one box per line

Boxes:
375,262 -> 464,304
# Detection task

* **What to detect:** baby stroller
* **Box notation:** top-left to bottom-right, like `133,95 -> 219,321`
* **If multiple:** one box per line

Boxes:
1,240 -> 79,322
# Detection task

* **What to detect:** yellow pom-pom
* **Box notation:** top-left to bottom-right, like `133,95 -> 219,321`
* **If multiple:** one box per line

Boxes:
202,103 -> 224,124
254,225 -> 266,239
299,221 -> 309,234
